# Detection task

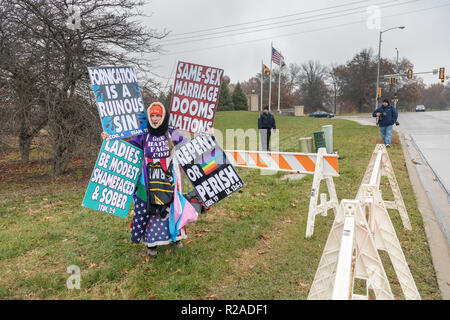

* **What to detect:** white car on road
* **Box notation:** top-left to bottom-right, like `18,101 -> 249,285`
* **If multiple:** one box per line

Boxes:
415,105 -> 426,112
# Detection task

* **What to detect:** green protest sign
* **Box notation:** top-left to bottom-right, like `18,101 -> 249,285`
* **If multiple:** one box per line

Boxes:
82,139 -> 144,218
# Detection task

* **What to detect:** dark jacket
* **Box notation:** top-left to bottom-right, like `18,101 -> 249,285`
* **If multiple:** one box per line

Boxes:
258,112 -> 276,129
372,105 -> 398,127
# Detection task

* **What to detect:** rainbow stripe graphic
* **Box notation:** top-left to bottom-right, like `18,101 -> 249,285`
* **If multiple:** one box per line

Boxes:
200,150 -> 223,175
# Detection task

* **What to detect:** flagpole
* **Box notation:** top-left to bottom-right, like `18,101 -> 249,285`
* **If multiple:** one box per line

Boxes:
260,60 -> 263,112
277,52 -> 281,113
269,42 -> 273,112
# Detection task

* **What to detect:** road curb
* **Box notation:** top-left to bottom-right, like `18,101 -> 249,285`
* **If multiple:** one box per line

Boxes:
398,131 -> 450,300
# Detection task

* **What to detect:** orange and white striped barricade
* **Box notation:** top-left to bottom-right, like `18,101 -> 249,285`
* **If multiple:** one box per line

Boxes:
224,147 -> 339,238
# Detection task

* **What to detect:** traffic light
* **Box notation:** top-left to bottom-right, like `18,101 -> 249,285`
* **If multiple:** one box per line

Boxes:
390,77 -> 398,84
407,69 -> 413,79
439,67 -> 445,83
378,88 -> 382,97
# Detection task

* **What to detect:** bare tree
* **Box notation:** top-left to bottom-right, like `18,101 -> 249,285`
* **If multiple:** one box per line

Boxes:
0,0 -> 167,175
0,1 -> 50,162
331,49 -> 383,113
296,60 -> 330,113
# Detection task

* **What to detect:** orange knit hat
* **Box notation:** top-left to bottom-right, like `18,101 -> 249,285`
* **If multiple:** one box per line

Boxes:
148,103 -> 163,116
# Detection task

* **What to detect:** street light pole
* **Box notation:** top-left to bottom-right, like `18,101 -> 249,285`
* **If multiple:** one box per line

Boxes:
375,26 -> 405,110
394,48 -> 399,108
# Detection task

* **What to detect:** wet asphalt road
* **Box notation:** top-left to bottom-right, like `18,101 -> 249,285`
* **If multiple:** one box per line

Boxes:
397,111 -> 450,195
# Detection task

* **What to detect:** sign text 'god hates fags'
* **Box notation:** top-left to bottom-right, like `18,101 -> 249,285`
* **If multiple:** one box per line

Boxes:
169,61 -> 224,134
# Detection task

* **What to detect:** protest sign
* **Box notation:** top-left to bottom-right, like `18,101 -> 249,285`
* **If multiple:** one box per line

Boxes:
88,66 -> 147,140
175,134 -> 244,208
82,139 -> 144,218
169,61 -> 224,134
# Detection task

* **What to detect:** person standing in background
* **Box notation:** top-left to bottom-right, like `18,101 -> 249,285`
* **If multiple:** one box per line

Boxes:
258,106 -> 276,151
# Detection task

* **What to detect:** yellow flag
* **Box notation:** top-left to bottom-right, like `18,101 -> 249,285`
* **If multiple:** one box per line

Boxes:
262,64 -> 270,76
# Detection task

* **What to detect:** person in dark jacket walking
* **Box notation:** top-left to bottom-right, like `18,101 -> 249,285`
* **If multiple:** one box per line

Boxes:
372,98 -> 398,148
258,106 -> 276,151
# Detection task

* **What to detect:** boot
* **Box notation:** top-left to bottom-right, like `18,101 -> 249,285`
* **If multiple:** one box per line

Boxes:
146,246 -> 157,257
173,241 -> 183,248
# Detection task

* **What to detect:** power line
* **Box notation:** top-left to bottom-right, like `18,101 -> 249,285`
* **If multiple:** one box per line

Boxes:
160,0 -> 397,44
162,1 -> 450,56
159,0 -> 420,46
165,0 -> 374,38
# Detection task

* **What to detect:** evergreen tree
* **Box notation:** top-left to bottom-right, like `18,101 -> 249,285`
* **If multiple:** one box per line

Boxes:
164,87 -> 173,108
232,82 -> 248,110
217,81 -> 234,111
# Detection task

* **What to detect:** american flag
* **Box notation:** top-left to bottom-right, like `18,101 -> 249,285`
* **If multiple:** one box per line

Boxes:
272,47 -> 284,66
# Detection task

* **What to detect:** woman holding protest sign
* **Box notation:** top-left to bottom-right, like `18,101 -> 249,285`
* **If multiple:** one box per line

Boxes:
102,102 -> 193,258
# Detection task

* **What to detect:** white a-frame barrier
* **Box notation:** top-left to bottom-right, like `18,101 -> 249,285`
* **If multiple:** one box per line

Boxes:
358,183 -> 421,299
308,198 -> 421,300
305,148 -> 339,238
308,200 -> 394,300
356,144 -> 412,231
308,144 -> 420,300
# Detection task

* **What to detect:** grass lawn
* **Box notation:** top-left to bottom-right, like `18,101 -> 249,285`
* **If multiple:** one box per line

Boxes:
0,111 -> 441,299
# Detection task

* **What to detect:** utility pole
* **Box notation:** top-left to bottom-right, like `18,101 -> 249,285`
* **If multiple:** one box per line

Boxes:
376,31 -> 382,109
260,60 -> 263,112
269,42 -> 273,112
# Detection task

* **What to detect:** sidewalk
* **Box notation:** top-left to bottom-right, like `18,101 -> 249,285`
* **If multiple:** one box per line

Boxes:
399,132 -> 450,299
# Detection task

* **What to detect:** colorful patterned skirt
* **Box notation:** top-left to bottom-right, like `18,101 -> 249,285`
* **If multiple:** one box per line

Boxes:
131,196 -> 187,247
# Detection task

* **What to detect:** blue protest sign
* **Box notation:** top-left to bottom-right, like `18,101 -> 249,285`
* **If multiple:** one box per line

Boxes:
82,139 -> 144,218
88,66 -> 148,140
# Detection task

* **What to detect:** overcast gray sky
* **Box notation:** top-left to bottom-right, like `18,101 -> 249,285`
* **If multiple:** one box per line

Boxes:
141,0 -> 450,91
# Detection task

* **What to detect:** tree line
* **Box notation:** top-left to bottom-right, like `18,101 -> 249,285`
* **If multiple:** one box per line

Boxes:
235,48 -> 450,114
